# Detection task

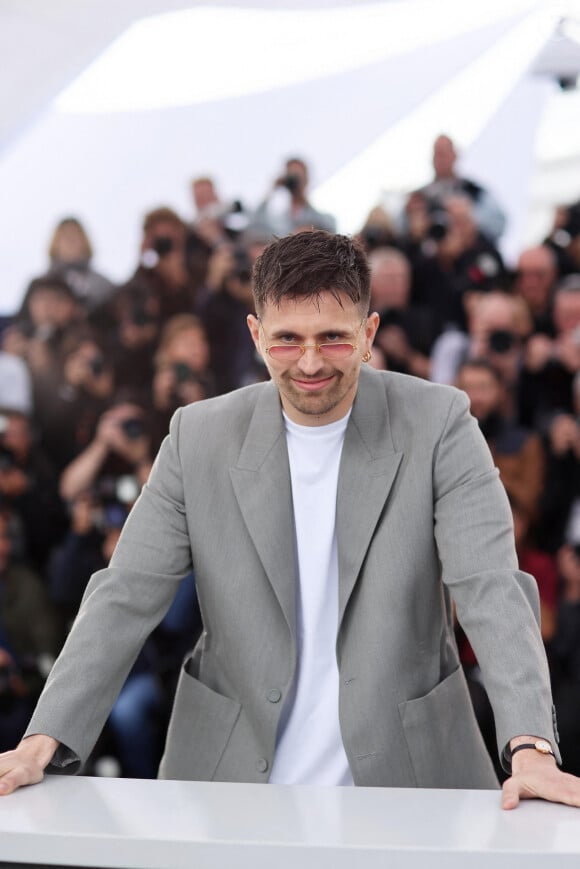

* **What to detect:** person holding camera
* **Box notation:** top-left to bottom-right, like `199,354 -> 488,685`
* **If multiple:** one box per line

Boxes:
32,330 -> 115,474
409,194 -> 505,332
201,241 -> 270,393
58,400 -> 152,505
0,406 -> 68,574
514,246 -> 559,337
252,157 -> 336,238
456,360 -> 545,525
148,314 -> 214,454
419,135 -> 506,244
4,277 -> 84,382
519,276 -> 580,433
368,246 -> 441,379
0,508 -> 60,752
431,291 -> 530,407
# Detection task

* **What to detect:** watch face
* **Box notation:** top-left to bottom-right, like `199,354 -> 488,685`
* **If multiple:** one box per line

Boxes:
535,740 -> 552,754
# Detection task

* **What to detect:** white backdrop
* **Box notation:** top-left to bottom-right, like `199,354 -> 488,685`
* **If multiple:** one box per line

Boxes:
1,0 -> 580,314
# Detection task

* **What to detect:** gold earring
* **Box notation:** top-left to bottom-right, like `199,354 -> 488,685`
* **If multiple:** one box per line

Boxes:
362,350 -> 372,363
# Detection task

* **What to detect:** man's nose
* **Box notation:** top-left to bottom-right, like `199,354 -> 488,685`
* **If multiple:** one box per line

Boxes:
295,346 -> 325,375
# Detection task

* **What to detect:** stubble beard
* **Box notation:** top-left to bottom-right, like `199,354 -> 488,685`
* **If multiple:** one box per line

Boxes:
276,366 -> 358,419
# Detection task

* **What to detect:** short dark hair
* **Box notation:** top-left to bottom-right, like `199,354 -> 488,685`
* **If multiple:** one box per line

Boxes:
252,230 -> 370,315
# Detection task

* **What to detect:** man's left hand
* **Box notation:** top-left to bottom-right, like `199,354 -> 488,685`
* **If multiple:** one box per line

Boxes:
502,756 -> 580,810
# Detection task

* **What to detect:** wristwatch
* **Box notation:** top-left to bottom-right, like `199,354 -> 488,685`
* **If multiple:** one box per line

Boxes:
510,739 -> 555,760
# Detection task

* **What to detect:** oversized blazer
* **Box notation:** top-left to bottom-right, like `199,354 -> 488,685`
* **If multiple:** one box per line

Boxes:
26,367 -> 559,788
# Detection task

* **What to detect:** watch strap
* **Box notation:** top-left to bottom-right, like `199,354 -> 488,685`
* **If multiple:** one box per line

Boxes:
511,741 -> 554,759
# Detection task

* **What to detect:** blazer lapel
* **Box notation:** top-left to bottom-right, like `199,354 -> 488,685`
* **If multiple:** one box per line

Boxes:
229,383 -> 296,641
337,367 -> 403,627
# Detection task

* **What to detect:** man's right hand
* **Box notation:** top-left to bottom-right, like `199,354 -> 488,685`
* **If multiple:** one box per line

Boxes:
0,734 -> 59,795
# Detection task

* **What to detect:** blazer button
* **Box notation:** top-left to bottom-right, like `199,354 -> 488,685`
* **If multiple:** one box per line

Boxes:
267,688 -> 281,703
256,758 -> 269,773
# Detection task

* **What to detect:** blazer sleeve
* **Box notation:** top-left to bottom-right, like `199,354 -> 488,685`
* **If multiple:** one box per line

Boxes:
432,389 -> 559,768
24,408 -> 193,771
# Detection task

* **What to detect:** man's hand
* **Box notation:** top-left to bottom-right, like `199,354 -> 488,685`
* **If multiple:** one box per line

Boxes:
0,734 -> 59,796
502,742 -> 580,810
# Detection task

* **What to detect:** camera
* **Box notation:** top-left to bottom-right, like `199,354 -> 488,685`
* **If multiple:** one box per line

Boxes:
231,248 -> 253,283
152,236 -> 174,257
120,417 -> 146,440
0,444 -> 16,471
173,362 -> 195,384
280,174 -> 301,195
426,206 -> 449,242
131,297 -> 154,328
488,330 -> 516,354
89,354 -> 105,377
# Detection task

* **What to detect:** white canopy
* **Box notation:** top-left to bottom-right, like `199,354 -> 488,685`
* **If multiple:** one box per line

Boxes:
2,0 -> 580,313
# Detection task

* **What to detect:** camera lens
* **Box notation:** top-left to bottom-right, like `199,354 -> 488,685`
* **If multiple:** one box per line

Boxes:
488,330 -> 515,354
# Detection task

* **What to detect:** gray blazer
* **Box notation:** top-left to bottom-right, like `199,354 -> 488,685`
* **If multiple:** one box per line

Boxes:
27,367 -> 558,788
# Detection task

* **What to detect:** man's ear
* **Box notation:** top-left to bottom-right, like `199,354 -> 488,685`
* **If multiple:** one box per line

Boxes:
365,311 -> 380,347
247,314 -> 262,355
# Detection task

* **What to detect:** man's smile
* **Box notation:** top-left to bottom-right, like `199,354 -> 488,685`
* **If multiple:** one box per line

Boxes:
291,374 -> 335,392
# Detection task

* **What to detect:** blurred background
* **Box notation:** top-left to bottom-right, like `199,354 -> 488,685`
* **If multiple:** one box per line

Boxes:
2,0 -> 580,312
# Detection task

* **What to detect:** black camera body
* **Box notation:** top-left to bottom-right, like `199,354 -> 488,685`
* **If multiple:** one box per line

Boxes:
120,418 -> 146,440
281,174 -> 301,195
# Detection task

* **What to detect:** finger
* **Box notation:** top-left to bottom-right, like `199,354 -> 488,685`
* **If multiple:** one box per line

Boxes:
501,777 -> 520,811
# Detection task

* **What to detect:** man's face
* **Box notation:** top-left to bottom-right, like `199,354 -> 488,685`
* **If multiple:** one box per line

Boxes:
516,249 -> 555,313
192,179 -> 218,213
458,367 -> 502,421
554,291 -> 580,336
432,136 -> 456,178
370,256 -> 410,310
248,292 -> 378,426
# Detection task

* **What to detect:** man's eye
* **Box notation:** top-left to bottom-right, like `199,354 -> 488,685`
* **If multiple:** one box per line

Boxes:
325,334 -> 341,342
279,335 -> 298,344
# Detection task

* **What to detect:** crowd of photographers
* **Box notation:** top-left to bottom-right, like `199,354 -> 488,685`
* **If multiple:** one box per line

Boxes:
0,139 -> 579,780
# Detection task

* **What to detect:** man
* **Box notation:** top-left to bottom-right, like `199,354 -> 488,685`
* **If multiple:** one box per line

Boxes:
514,245 -> 558,336
368,246 -> 440,378
0,232 -> 578,810
419,134 -> 506,243
253,157 -> 336,237
455,360 -> 544,523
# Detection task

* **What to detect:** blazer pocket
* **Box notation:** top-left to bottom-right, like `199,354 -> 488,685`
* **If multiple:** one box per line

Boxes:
159,656 -> 241,781
398,666 -> 498,789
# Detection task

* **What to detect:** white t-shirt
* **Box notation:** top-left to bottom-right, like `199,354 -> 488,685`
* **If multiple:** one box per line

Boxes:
269,411 -> 354,786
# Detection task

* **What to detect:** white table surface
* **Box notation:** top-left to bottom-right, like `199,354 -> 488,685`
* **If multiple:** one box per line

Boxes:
0,775 -> 579,868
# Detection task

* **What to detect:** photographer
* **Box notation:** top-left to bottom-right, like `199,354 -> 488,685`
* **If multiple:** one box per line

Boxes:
456,360 -> 545,524
33,330 -> 114,473
0,370 -> 67,573
202,243 -> 267,393
520,276 -> 580,432
133,207 -> 200,324
368,246 -> 441,379
4,277 -> 83,381
514,246 -> 558,337
252,157 -> 336,237
150,315 -> 214,453
431,292 -> 531,414
409,194 -> 505,331
48,495 -> 128,630
59,400 -> 152,505
0,508 -> 60,751
418,134 -> 506,243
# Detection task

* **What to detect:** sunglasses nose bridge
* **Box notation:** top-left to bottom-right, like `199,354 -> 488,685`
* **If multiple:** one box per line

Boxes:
295,343 -> 325,373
